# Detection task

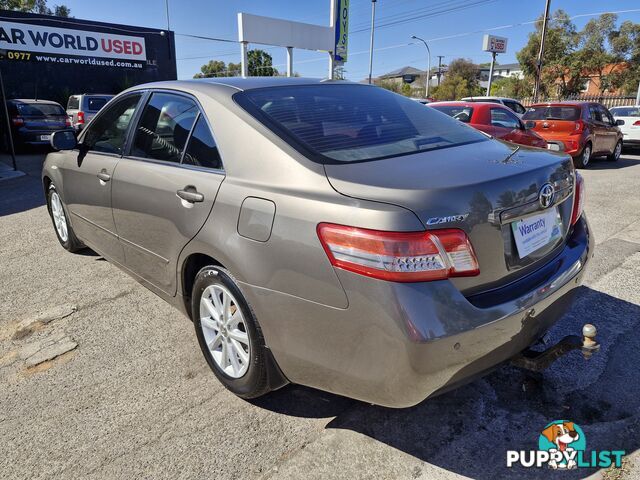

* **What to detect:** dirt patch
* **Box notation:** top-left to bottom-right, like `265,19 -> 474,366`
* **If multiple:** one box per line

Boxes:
23,350 -> 77,376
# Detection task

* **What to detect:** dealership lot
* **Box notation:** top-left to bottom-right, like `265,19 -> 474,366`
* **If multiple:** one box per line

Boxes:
1,153 -> 640,479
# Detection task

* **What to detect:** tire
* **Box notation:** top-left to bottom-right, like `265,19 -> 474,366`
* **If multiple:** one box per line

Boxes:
47,184 -> 84,252
607,140 -> 622,162
574,142 -> 592,169
192,266 -> 272,399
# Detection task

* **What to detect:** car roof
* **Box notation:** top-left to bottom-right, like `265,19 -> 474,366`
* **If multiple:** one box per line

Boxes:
461,96 -> 521,102
123,77 -> 359,101
8,99 -> 63,106
430,101 -> 505,108
528,101 -> 589,107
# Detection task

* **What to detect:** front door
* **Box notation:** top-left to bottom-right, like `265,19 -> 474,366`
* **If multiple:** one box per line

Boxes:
111,92 -> 225,295
61,93 -> 143,262
599,105 -> 619,153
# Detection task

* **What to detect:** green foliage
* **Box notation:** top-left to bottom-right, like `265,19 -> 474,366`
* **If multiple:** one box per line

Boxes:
490,76 -> 531,97
516,10 -> 640,97
247,49 -> 278,77
401,82 -> 412,96
0,0 -> 71,16
376,79 -> 401,94
432,58 -> 483,100
333,65 -> 346,80
193,50 -> 275,78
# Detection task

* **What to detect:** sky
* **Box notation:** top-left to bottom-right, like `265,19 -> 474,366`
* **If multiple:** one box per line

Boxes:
58,0 -> 640,81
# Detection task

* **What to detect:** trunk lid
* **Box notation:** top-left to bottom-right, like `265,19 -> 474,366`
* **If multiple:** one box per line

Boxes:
324,139 -> 575,295
523,104 -> 582,138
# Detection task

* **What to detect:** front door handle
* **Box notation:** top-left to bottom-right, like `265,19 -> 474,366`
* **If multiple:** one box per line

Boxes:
97,171 -> 111,182
177,186 -> 204,203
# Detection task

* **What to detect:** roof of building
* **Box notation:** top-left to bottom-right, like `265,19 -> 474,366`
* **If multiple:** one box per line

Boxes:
379,66 -> 425,78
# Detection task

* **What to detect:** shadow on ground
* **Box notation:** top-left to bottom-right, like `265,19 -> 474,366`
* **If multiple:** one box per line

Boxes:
0,153 -> 47,216
254,287 -> 640,479
588,154 -> 640,170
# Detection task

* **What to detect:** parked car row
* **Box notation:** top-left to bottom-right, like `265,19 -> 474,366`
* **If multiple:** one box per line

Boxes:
1,94 -> 114,152
428,96 -> 632,169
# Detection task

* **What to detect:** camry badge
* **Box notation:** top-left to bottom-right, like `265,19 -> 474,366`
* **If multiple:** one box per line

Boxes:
539,183 -> 555,209
426,214 -> 469,225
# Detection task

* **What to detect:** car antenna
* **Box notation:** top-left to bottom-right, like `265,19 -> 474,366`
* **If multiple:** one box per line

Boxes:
503,145 -> 520,163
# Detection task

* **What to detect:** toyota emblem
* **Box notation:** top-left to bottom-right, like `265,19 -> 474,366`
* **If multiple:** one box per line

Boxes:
539,183 -> 555,209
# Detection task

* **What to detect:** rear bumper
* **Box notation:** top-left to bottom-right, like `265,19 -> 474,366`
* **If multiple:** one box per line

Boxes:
240,215 -> 593,408
15,128 -> 73,145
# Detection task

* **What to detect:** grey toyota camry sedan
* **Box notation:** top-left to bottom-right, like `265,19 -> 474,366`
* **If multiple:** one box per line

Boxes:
43,77 -> 592,407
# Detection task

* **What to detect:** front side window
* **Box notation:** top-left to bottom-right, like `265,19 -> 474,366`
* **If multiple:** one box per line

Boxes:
505,101 -> 526,115
235,85 -> 487,163
599,106 -> 615,125
82,94 -> 142,155
490,108 -> 521,129
131,93 -> 198,163
182,115 -> 223,170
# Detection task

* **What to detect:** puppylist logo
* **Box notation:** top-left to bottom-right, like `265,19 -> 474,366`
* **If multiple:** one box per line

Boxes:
507,420 -> 626,470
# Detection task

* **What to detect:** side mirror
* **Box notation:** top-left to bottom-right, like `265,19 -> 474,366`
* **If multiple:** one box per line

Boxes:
51,130 -> 77,151
616,119 -> 625,126
524,120 -> 536,130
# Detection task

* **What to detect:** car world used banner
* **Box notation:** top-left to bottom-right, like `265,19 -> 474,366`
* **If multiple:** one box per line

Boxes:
0,20 -> 147,62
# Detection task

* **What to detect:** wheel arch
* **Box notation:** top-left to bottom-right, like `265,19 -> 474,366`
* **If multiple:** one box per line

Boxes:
180,252 -> 226,319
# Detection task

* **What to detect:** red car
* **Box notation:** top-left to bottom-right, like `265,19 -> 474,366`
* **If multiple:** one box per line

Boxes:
430,101 -> 548,149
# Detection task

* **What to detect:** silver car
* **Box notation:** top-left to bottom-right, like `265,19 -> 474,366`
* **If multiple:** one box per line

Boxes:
43,78 -> 592,407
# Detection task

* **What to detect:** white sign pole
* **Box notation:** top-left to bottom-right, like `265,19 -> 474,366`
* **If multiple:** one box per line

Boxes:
241,41 -> 248,77
486,51 -> 496,96
286,47 -> 293,77
329,0 -> 337,79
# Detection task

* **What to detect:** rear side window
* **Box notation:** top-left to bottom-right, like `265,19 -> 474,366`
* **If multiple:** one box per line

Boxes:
504,101 -> 526,115
87,97 -> 109,112
131,93 -> 198,163
235,85 -> 486,163
523,106 -> 580,121
182,115 -> 223,170
67,96 -> 80,110
430,105 -> 473,123
16,103 -> 65,116
588,106 -> 603,122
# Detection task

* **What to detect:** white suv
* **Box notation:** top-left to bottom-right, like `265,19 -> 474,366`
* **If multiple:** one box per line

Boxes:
461,96 -> 527,117
66,94 -> 114,131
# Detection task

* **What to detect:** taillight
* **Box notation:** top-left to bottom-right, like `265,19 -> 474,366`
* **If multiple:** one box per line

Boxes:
77,111 -> 85,124
634,120 -> 640,126
65,116 -> 72,127
570,172 -> 585,226
11,116 -> 24,126
572,120 -> 585,134
317,223 -> 479,282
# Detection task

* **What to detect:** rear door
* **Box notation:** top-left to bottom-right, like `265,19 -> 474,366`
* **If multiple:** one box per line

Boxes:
489,107 -> 523,143
587,104 -> 607,153
61,92 -> 144,262
111,91 -> 224,295
599,105 -> 619,153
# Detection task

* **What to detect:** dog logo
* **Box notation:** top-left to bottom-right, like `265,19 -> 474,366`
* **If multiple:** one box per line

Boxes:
538,421 -> 586,469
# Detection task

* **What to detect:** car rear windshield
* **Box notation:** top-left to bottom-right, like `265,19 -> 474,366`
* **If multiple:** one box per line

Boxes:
610,106 -> 640,117
15,103 -> 66,117
87,97 -> 109,111
430,105 -> 473,123
235,84 -> 487,163
523,106 -> 580,121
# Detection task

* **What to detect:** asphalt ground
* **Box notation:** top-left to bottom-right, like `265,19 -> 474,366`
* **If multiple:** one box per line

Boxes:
1,151 -> 639,480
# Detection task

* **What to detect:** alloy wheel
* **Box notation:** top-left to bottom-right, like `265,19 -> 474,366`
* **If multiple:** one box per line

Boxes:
614,142 -> 622,160
50,192 -> 68,242
582,146 -> 591,166
199,284 -> 251,378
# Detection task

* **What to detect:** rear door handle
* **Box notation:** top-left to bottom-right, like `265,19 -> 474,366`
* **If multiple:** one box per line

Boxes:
97,171 -> 111,182
177,187 -> 204,203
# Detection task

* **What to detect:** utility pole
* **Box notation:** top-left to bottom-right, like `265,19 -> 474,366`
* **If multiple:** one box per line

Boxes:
165,0 -> 170,30
533,0 -> 551,102
411,35 -> 431,98
436,55 -> 444,86
367,0 -> 377,84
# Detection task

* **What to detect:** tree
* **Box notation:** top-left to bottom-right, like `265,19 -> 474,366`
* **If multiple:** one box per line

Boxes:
573,14 -> 617,94
247,49 -> 278,77
0,0 -> 71,16
333,65 -> 346,80
490,76 -> 531,98
432,58 -> 482,100
517,9 -> 579,97
609,20 -> 640,95
194,60 -> 230,78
